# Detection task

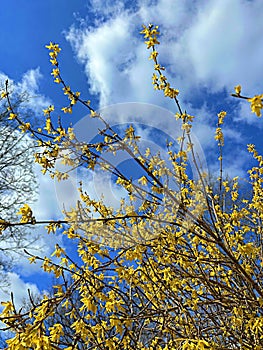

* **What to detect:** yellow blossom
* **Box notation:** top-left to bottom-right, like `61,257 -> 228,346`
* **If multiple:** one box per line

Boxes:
43,105 -> 54,115
8,113 -> 17,120
248,94 -> 263,117
61,106 -> 72,114
234,84 -> 241,95
1,91 -> 7,98
17,204 -> 34,223
51,68 -> 60,77
218,111 -> 227,125
46,42 -> 61,53
19,122 -> 31,132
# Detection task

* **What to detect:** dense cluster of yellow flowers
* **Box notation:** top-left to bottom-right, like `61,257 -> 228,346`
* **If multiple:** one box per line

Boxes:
1,24 -> 263,350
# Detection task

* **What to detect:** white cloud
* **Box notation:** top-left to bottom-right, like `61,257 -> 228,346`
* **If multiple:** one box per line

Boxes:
66,0 -> 263,113
209,147 -> 250,179
0,67 -> 51,114
0,162 -> 64,278
0,272 -> 40,307
136,0 -> 263,95
66,13 -> 152,107
180,0 -> 263,93
20,165 -> 64,274
18,68 -> 42,92
0,272 -> 40,341
31,166 -> 62,221
65,0 -> 263,183
17,68 -> 52,113
0,73 -> 10,88
88,0 -> 132,18
233,98 -> 263,126
0,69 -> 61,278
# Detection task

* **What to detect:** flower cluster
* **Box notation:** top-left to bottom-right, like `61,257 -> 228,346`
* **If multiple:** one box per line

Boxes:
3,23 -> 263,350
141,24 -> 179,100
140,24 -> 160,49
46,42 -> 81,114
215,111 -> 226,146
46,42 -> 61,67
248,95 -> 263,117
17,204 -> 34,224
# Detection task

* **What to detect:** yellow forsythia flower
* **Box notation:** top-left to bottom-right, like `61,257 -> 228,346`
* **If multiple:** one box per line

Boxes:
17,204 -> 33,223
8,113 -> 17,120
1,91 -> 7,98
218,111 -> 227,125
248,95 -> 263,117
234,84 -> 241,95
19,122 -> 30,132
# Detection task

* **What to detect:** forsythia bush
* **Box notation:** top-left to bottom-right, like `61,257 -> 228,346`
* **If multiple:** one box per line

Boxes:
1,24 -> 263,349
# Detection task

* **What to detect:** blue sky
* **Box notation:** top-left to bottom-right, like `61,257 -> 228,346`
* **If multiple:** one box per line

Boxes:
0,1 -> 84,77
1,0 -> 263,317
